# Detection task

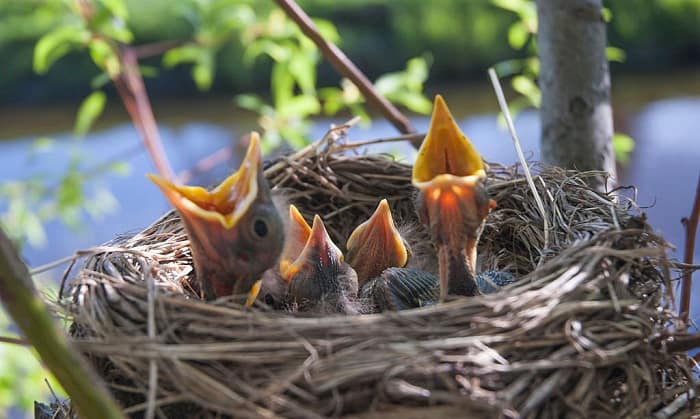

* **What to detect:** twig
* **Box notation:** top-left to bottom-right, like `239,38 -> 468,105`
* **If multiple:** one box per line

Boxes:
274,0 -> 418,143
74,0 -> 172,179
680,174 -> 700,326
488,68 -> 550,252
0,335 -> 29,345
132,40 -> 185,59
653,386 -> 696,419
0,227 -> 124,419
113,48 -> 174,180
142,259 -> 158,419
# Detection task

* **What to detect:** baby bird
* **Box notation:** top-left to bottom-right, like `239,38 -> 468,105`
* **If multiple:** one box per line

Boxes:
284,215 -> 360,314
258,204 -> 312,308
412,95 -> 497,301
149,133 -> 285,302
346,199 -> 437,311
347,199 -> 514,312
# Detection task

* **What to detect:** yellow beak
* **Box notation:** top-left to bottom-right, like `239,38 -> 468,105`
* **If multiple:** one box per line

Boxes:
148,132 -> 263,230
279,205 -> 312,281
412,94 -> 485,186
283,215 -> 343,283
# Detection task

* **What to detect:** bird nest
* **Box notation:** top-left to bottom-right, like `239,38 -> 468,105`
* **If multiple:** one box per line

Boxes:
57,129 -> 695,418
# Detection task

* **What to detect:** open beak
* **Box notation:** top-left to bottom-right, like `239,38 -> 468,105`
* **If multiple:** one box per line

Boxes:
346,199 -> 408,285
279,205 -> 312,281
148,132 -> 266,299
148,133 -> 262,230
412,96 -> 496,300
283,215 -> 343,283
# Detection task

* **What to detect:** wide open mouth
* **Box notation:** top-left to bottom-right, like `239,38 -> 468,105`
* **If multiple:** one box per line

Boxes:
412,94 -> 485,186
148,132 -> 263,230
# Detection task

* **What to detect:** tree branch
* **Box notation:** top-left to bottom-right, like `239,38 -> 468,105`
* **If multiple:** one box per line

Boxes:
274,0 -> 418,145
113,47 -> 174,179
680,174 -> 700,326
0,228 -> 124,418
132,40 -> 185,59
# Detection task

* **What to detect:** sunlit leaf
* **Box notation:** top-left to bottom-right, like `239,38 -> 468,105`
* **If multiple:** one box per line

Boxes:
74,91 -> 107,137
193,58 -> 214,91
33,26 -> 90,74
88,38 -> 120,76
508,21 -> 529,50
271,62 -> 294,107
289,53 -> 316,95
606,46 -> 626,63
163,44 -> 204,68
109,161 -> 131,176
235,94 -> 268,113
278,95 -> 320,118
392,91 -> 432,114
613,132 -> 635,166
511,75 -> 541,107
97,0 -> 129,20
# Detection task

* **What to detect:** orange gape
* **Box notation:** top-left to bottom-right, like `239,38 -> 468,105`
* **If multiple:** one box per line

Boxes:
412,95 -> 496,301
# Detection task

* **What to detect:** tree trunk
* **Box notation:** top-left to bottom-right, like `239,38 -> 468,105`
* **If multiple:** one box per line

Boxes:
536,0 -> 616,192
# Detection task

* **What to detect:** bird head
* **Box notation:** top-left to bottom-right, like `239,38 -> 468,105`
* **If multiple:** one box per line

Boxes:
148,132 -> 284,301
412,95 -> 496,299
285,215 -> 359,312
346,199 -> 408,285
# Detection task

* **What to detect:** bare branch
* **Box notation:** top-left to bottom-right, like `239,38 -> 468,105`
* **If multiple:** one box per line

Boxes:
680,174 -> 700,325
0,227 -> 124,419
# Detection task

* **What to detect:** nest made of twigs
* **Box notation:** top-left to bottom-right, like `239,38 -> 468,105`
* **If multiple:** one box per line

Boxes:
58,128 -> 695,418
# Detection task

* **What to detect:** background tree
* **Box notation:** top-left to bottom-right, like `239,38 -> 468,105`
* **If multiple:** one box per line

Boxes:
536,0 -> 616,191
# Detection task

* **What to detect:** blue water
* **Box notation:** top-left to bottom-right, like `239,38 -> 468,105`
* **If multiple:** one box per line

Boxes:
1,98 -> 699,320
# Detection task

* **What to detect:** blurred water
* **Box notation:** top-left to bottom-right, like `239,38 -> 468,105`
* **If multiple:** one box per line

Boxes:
0,95 -> 699,321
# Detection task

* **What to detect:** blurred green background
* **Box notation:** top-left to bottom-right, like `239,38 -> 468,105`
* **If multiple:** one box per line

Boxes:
1,0 -> 699,104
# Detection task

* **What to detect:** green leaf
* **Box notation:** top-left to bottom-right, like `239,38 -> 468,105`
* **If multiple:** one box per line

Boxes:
235,94 -> 268,113
289,53 -> 316,95
163,45 -> 215,91
90,72 -> 112,90
192,59 -> 214,91
508,21 -> 529,50
393,91 -> 432,114
33,26 -> 90,74
88,38 -> 120,76
613,132 -> 635,166
271,62 -> 294,108
163,44 -> 204,68
278,95 -> 320,118
511,75 -> 541,107
74,91 -> 107,137
97,0 -> 129,20
139,65 -> 159,78
606,46 -> 626,63
109,161 -> 131,176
